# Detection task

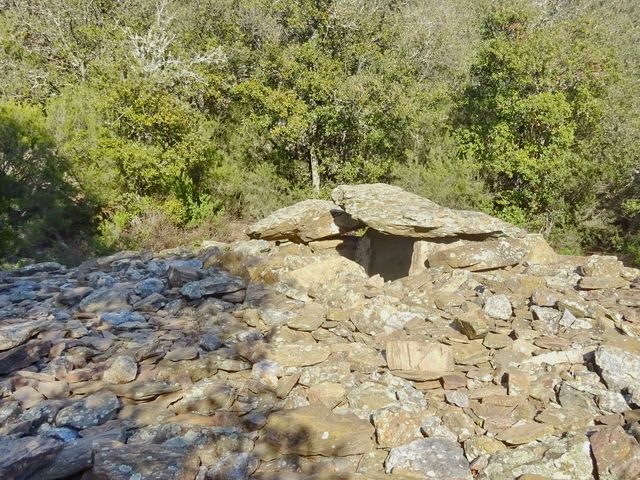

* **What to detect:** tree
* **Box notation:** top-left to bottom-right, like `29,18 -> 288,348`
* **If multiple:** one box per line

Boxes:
455,5 -> 619,237
0,101 -> 86,258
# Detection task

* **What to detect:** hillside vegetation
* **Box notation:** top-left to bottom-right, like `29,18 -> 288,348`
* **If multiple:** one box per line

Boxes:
0,0 -> 638,264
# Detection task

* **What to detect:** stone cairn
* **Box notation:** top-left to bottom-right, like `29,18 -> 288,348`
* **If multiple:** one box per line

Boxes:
0,183 -> 639,480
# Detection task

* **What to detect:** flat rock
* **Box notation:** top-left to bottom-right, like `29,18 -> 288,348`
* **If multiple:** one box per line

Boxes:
274,343 -> 331,367
495,421 -> 554,445
0,435 -> 63,480
427,237 -> 532,271
372,404 -> 425,448
260,405 -> 375,456
286,302 -> 326,331
102,355 -> 138,384
385,437 -> 472,479
12,385 -> 45,408
590,426 -> 640,480
453,341 -> 491,365
386,340 -> 454,376
171,379 -> 235,414
78,288 -> 130,313
464,436 -> 507,463
55,391 -> 120,429
347,381 -> 397,411
481,434 -> 593,480
30,437 -> 120,480
247,199 -> 361,242
484,294 -> 512,320
332,183 -> 522,239
56,286 -> 93,306
92,443 -> 199,480
307,382 -> 346,409
581,255 -> 625,277
110,381 -> 182,401
167,265 -> 199,288
579,276 -> 628,290
165,346 -> 198,361
455,310 -> 490,339
595,345 -> 640,404
180,274 -> 246,300
0,320 -> 49,351
0,340 -> 50,375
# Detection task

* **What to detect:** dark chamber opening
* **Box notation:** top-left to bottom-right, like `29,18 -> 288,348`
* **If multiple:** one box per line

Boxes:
362,229 -> 416,282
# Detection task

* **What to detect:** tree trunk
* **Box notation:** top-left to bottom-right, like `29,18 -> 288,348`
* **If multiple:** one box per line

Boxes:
310,148 -> 320,192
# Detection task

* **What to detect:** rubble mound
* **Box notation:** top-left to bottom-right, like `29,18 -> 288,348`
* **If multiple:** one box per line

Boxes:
1,184 -> 639,480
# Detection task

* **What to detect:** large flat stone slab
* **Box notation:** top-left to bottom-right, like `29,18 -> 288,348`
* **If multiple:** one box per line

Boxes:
0,436 -> 63,480
0,320 -> 49,351
248,199 -> 361,242
92,444 -> 199,480
332,184 -> 523,239
0,340 -> 50,375
260,405 -> 375,456
427,235 -> 556,271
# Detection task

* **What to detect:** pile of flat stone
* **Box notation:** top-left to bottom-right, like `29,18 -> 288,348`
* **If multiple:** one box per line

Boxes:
0,184 -> 639,480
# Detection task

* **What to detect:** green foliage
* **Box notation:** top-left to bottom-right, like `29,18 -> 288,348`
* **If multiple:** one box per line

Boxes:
392,134 -> 492,211
0,101 -> 88,258
455,4 -> 620,239
0,0 -> 638,264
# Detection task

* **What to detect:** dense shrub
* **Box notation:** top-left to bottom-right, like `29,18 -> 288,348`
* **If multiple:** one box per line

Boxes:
0,102 -> 89,261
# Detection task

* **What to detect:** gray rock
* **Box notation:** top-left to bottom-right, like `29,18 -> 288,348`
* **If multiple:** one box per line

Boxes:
483,294 -> 512,320
87,273 -> 116,289
247,199 -> 361,243
180,274 -> 246,300
0,400 -> 21,426
19,400 -> 65,427
14,262 -> 65,276
481,434 -> 592,480
166,258 -> 204,270
55,391 -> 119,429
92,443 -> 199,480
332,183 -> 523,239
132,292 -> 167,311
0,435 -> 63,480
595,345 -> 640,404
38,424 -> 80,443
167,265 -> 199,288
385,437 -> 473,479
134,278 -> 165,297
0,320 -> 49,351
78,288 -> 130,313
100,310 -> 146,326
199,333 -> 223,351
29,437 -> 100,480
0,340 -> 50,375
9,284 -> 38,302
102,356 -> 138,384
